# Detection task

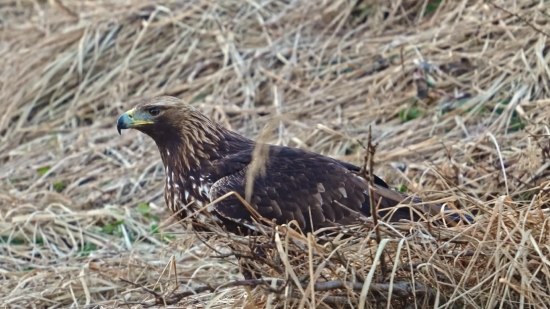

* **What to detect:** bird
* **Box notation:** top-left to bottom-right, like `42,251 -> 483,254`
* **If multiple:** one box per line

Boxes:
116,96 -> 473,235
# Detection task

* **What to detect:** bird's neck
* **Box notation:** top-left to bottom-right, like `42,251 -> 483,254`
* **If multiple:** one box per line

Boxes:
157,123 -> 253,173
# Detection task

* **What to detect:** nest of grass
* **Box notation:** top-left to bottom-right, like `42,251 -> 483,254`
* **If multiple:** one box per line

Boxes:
1,0 -> 550,308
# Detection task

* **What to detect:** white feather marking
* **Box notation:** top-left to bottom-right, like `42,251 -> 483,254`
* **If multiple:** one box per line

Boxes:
198,183 -> 211,198
173,192 -> 179,211
197,212 -> 209,223
167,149 -> 170,156
313,193 -> 323,205
175,183 -> 180,188
317,183 -> 325,193
196,211 -> 222,223
339,187 -> 348,198
185,190 -> 190,200
166,172 -> 172,189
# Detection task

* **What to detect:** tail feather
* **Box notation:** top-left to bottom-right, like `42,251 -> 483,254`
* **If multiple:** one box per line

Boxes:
369,184 -> 474,225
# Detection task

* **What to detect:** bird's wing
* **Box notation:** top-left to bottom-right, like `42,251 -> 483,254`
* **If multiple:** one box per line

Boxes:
208,146 -> 469,232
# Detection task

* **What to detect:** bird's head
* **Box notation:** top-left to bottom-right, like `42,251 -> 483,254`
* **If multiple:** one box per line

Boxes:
117,96 -> 210,143
117,95 -> 252,165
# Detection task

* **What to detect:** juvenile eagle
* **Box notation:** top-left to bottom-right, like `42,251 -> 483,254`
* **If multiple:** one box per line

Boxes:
117,96 -> 472,234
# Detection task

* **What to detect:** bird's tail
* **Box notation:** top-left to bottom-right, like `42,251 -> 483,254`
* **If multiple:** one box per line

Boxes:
369,184 -> 475,226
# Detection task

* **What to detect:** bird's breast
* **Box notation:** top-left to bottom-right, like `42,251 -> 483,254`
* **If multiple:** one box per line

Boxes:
163,167 -> 217,220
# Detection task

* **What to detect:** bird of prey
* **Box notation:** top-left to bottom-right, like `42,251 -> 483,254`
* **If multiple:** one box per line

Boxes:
117,96 -> 473,234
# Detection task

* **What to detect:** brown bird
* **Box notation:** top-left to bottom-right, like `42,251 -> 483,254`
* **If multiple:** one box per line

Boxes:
117,96 -> 473,235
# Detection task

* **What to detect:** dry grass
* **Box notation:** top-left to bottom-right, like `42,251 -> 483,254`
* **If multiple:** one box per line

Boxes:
1,0 -> 550,307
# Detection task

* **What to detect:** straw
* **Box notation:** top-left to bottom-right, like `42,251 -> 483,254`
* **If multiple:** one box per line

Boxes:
1,0 -> 550,307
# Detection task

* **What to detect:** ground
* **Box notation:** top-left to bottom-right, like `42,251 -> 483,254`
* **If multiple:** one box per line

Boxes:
1,0 -> 550,308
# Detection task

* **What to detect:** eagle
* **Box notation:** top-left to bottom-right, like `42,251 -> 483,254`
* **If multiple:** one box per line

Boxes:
116,96 -> 473,235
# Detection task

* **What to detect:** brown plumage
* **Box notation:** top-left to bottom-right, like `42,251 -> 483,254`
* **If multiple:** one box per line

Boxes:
117,96 -> 473,234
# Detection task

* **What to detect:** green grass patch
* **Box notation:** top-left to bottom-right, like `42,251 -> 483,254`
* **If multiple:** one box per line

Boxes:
37,166 -> 50,176
150,224 -> 176,241
399,107 -> 422,122
0,236 -> 44,245
494,100 -> 526,133
53,182 -> 64,192
352,4 -> 372,18
79,243 -> 98,257
136,202 -> 150,215
101,219 -> 125,235
1,236 -> 25,245
136,202 -> 160,222
425,0 -> 442,15
98,204 -> 175,243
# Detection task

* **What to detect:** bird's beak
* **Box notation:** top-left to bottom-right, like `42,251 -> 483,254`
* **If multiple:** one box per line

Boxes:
117,108 -> 154,135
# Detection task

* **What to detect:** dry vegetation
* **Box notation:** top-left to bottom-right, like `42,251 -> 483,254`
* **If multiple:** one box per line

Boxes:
1,0 -> 550,308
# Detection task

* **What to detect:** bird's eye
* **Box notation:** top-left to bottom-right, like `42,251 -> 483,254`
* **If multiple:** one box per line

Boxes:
149,107 -> 160,116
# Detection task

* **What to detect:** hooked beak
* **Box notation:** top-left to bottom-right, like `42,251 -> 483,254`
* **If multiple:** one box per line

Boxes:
116,108 -> 153,135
